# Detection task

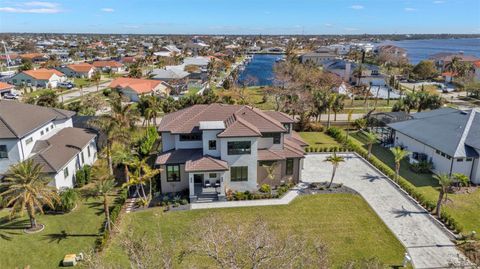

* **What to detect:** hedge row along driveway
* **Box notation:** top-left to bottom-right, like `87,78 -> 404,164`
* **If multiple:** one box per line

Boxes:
302,153 -> 469,269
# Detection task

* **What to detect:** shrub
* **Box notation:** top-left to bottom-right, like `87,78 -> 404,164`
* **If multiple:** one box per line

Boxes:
259,184 -> 271,193
75,169 -> 86,187
410,161 -> 433,173
59,188 -> 79,212
84,165 -> 92,184
305,122 -> 324,132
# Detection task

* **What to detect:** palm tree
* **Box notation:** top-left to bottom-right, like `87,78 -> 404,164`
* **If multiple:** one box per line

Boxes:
124,157 -> 160,200
0,160 -> 59,230
92,71 -> 102,92
143,96 -> 162,126
326,93 -> 337,128
93,177 -> 116,232
434,174 -> 453,218
111,144 -> 135,183
390,147 -> 409,181
346,110 -> 353,140
364,131 -> 377,159
324,152 -> 345,188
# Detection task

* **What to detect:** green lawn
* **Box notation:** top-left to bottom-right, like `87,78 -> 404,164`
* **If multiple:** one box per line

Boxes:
351,131 -> 480,234
0,197 -> 108,268
74,78 -> 93,88
299,132 -> 341,148
102,194 -> 405,268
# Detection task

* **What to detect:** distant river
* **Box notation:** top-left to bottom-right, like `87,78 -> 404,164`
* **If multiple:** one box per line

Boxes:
237,54 -> 281,86
379,38 -> 480,64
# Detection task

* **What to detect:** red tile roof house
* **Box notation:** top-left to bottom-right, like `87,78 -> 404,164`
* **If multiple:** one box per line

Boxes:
156,103 -> 307,202
8,68 -> 67,89
109,77 -> 171,102
0,82 -> 15,97
92,60 -> 125,73
57,63 -> 96,79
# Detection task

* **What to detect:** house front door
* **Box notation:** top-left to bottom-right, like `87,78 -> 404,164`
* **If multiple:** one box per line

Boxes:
193,174 -> 203,184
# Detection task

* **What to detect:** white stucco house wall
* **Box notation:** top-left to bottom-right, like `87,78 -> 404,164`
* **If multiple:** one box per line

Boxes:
388,108 -> 480,184
0,101 -> 98,189
155,104 -> 307,202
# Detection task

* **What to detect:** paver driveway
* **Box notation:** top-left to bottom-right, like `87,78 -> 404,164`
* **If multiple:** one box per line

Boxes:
302,153 -> 469,269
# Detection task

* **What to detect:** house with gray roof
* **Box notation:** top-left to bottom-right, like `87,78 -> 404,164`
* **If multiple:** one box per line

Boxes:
388,108 -> 480,184
156,104 -> 307,202
0,101 -> 97,189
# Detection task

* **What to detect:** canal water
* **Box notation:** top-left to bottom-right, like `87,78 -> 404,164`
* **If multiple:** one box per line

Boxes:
237,54 -> 281,86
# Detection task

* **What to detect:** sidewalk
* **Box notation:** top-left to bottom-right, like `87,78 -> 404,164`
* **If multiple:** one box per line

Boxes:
190,185 -> 303,210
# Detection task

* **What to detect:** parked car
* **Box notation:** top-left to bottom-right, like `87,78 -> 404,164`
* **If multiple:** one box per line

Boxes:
58,82 -> 75,89
3,92 -> 19,99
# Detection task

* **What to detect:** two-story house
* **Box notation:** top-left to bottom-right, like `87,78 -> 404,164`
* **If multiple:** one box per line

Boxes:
0,101 -> 98,189
156,104 -> 307,202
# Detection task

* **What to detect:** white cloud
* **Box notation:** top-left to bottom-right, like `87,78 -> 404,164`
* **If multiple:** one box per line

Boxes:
324,23 -> 334,27
433,0 -> 445,3
0,1 -> 61,13
101,8 -> 114,12
404,7 -> 417,12
350,5 -> 364,10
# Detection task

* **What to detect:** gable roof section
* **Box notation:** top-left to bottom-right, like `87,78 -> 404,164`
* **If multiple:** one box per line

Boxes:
30,127 -> 96,173
158,104 -> 288,137
388,108 -> 480,158
67,63 -> 95,73
92,61 -> 123,68
262,111 -> 296,124
110,77 -> 163,94
23,68 -> 64,80
0,82 -> 14,91
0,101 -> 75,139
185,155 -> 229,172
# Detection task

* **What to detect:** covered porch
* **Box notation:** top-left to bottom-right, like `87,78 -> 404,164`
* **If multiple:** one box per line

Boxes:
185,155 -> 229,203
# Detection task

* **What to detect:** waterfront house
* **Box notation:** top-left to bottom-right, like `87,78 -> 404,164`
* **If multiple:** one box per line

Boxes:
8,68 -> 66,88
388,108 -> 480,184
109,77 -> 170,102
430,53 -> 479,72
57,63 -> 96,79
156,104 -> 307,202
0,101 -> 98,189
300,51 -> 337,65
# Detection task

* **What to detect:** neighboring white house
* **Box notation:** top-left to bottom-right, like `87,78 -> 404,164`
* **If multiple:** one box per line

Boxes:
388,108 -> 480,184
156,104 -> 307,202
109,77 -> 171,102
57,63 -> 95,79
154,45 -> 182,57
92,60 -> 125,73
0,101 -> 97,189
8,68 -> 67,88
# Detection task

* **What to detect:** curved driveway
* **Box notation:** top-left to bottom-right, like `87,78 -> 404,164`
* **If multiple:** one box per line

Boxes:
302,153 -> 469,269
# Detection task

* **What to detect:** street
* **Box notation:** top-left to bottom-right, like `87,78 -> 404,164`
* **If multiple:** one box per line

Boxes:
58,80 -> 111,103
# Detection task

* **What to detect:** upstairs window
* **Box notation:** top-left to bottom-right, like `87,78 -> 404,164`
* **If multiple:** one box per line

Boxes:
227,141 -> 251,155
63,167 -> 69,178
179,133 -> 202,141
208,140 -> 217,150
25,137 -> 33,145
263,133 -> 281,144
0,145 -> 8,159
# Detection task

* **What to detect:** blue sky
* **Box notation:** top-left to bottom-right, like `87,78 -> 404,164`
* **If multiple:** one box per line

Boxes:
0,0 -> 479,34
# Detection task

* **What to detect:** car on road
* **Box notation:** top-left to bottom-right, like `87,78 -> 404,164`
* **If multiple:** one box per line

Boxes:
58,82 -> 75,89
3,92 -> 19,99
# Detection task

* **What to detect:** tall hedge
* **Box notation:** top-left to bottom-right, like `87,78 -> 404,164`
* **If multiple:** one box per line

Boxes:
325,127 -> 463,233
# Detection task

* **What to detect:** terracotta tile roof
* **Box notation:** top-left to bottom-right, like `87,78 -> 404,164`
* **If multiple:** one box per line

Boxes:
474,61 -> 480,68
23,68 -> 65,80
156,149 -> 202,165
218,117 -> 261,137
287,131 -> 309,147
92,60 -> 123,68
262,110 -> 296,123
258,149 -> 286,161
0,82 -> 14,91
109,77 -> 163,94
257,143 -> 305,161
67,63 -> 95,73
20,53 -> 45,60
185,155 -> 229,172
442,71 -> 457,77
158,104 -> 288,137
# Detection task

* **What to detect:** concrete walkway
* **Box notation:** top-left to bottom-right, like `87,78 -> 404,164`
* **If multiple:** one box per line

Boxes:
190,186 -> 302,210
302,153 -> 469,269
